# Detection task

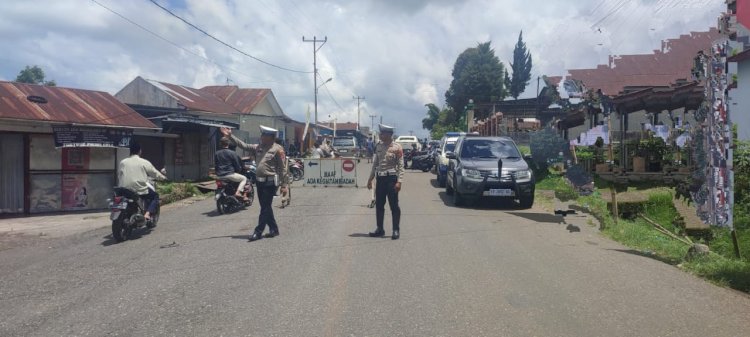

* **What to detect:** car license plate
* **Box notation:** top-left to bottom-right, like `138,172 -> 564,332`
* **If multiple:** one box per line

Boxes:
486,189 -> 513,196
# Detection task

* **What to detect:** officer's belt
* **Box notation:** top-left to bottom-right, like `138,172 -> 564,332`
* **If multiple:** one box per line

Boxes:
256,176 -> 274,182
377,170 -> 398,177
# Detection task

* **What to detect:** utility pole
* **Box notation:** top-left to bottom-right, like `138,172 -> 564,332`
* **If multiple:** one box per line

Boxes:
354,95 -> 365,132
303,35 -> 327,136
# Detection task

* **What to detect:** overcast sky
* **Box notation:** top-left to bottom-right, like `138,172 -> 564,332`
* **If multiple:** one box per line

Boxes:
0,0 -> 723,138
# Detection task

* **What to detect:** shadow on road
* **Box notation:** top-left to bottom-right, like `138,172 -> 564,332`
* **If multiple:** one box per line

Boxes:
100,228 -> 153,247
429,179 -> 442,188
349,233 -> 391,239
607,248 -> 678,265
194,235 -> 249,241
437,191 -> 524,210
506,212 -> 565,224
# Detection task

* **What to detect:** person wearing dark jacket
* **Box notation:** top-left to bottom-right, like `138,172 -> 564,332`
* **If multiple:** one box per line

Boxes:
214,137 -> 247,200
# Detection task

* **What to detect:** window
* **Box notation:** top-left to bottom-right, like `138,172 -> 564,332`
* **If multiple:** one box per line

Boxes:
459,139 -> 520,159
333,138 -> 355,147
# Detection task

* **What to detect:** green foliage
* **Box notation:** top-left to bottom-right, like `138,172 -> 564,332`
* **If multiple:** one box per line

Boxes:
575,147 -> 594,161
509,31 -> 533,100
530,127 -> 569,166
535,173 -> 577,201
422,103 -> 441,131
683,256 -> 750,293
15,65 -> 56,86
709,228 -> 750,262
156,182 -> 200,205
445,41 -> 508,120
423,103 -> 462,139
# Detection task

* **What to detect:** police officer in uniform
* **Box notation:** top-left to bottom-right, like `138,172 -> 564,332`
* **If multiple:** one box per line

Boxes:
367,124 -> 404,240
221,126 -> 288,242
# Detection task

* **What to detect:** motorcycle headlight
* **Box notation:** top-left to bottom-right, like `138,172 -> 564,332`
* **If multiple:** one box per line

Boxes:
461,168 -> 482,179
515,169 -> 532,182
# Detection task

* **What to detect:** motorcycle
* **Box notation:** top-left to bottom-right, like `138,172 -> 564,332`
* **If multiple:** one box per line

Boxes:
410,152 -> 435,172
288,158 -> 304,181
215,161 -> 256,214
109,181 -> 159,243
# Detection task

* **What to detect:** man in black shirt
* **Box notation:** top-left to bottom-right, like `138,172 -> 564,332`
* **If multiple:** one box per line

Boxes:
215,137 -> 247,200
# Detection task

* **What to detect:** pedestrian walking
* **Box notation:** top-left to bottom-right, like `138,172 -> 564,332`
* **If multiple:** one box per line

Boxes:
221,126 -> 288,242
366,124 -> 404,240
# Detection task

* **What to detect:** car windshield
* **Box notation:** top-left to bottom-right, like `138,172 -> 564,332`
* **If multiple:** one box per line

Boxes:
444,142 -> 456,153
459,139 -> 521,159
333,138 -> 354,147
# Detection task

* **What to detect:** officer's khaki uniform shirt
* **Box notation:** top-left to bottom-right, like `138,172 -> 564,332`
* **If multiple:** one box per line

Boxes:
369,141 -> 405,183
230,135 -> 288,187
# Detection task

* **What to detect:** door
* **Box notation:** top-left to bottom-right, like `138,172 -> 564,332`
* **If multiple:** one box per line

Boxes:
0,134 -> 24,214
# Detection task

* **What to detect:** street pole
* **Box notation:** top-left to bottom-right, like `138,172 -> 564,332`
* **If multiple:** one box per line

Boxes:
303,36 -> 327,137
354,95 -> 365,132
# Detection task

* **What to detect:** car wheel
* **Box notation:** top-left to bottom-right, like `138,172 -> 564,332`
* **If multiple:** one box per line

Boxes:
519,193 -> 535,209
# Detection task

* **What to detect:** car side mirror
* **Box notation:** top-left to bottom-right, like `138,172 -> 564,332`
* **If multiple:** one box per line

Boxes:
446,152 -> 457,160
523,154 -> 533,161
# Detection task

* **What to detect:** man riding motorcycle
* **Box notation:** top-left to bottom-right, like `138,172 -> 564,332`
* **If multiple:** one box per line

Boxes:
117,142 -> 166,221
214,137 -> 248,200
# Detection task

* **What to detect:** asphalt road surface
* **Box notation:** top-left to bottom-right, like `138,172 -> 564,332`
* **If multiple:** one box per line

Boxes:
1,163 -> 748,337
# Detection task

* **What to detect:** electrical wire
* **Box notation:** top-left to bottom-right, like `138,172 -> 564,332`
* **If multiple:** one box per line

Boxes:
90,0 -> 286,86
147,0 -> 312,74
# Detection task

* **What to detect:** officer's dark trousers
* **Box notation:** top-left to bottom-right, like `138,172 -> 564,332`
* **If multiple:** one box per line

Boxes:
375,175 -> 400,231
254,183 -> 279,234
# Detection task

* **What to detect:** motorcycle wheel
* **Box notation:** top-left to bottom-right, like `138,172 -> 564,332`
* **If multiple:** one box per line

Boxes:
216,199 -> 228,215
146,203 -> 160,229
422,166 -> 431,172
112,214 -> 129,242
292,168 -> 303,181
246,185 -> 255,206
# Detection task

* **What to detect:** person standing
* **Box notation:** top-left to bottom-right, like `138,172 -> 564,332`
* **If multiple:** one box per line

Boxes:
221,126 -> 288,242
367,124 -> 404,240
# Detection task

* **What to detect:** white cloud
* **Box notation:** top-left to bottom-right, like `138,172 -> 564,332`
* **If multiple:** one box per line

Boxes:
0,0 -> 724,138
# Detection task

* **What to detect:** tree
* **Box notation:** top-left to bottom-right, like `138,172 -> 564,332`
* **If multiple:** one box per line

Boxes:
509,31 -> 533,99
15,65 -> 56,86
445,41 -> 507,120
422,103 -> 441,131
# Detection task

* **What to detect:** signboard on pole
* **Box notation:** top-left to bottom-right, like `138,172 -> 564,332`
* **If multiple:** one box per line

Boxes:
303,158 -> 358,187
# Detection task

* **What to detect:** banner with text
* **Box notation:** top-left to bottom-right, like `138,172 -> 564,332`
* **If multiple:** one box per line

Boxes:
303,158 -> 358,187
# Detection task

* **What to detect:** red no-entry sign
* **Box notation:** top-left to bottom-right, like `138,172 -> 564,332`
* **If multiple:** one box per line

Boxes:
342,159 -> 355,172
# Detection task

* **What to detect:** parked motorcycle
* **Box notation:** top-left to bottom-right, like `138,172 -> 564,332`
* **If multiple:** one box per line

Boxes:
109,182 -> 159,243
288,158 -> 304,181
215,161 -> 256,214
410,152 -> 435,172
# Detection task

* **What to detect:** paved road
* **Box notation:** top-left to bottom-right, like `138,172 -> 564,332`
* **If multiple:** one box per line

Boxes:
0,163 -> 748,337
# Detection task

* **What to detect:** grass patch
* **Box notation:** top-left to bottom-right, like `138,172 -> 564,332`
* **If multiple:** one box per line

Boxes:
535,173 -> 578,202
156,182 -> 203,205
552,184 -> 750,293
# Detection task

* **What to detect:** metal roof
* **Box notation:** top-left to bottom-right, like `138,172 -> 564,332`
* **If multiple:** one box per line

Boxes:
0,81 -> 157,129
146,80 -> 239,115
200,86 -> 270,114
565,29 -> 721,96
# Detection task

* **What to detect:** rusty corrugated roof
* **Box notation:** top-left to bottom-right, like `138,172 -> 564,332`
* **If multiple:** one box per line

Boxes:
0,81 -> 157,129
565,28 -> 721,96
200,85 -> 270,114
146,80 -> 239,115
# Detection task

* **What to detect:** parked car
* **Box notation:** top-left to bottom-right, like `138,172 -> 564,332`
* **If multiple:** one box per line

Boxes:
395,135 -> 421,151
332,136 -> 358,157
445,135 -> 534,208
436,132 -> 463,187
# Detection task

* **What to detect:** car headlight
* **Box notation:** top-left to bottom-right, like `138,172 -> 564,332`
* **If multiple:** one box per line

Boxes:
515,169 -> 532,181
461,168 -> 482,179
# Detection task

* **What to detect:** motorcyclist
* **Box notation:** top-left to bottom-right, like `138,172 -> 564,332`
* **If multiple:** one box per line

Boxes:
117,142 -> 166,221
214,137 -> 248,200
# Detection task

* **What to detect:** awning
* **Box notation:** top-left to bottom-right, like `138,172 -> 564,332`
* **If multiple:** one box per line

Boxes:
163,116 -> 239,129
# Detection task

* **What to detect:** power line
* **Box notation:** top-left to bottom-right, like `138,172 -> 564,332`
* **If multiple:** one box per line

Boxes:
147,0 -> 312,74
90,0 -> 289,86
